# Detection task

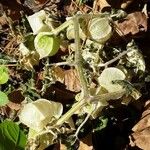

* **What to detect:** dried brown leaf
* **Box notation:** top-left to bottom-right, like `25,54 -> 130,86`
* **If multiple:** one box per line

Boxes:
116,12 -> 147,38
53,67 -> 65,83
79,134 -> 93,150
60,144 -> 67,150
0,0 -> 23,20
132,100 -> 150,132
130,127 -> 150,150
64,69 -> 81,92
53,67 -> 81,92
95,0 -> 111,12
0,15 -> 7,26
7,101 -> 21,111
129,100 -> 150,149
7,90 -> 24,110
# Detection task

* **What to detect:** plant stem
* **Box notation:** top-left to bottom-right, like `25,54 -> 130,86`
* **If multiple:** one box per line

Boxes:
52,19 -> 73,35
54,14 -> 126,128
74,16 -> 89,97
48,62 -> 72,66
75,105 -> 94,137
98,49 -> 131,67
56,99 -> 86,126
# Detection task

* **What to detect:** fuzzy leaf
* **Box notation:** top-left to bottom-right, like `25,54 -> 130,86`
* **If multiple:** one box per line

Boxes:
0,120 -> 27,150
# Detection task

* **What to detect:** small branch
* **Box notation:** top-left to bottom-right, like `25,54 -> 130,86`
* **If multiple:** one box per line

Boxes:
52,19 -> 73,35
75,105 -> 94,137
52,14 -> 127,129
48,62 -> 72,66
98,49 -> 131,67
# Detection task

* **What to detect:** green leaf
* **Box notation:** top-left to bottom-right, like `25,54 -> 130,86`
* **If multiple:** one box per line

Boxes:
0,66 -> 9,84
0,120 -> 27,150
0,91 -> 9,106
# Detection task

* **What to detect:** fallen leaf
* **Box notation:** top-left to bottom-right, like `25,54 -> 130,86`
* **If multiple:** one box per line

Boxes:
116,12 -> 147,38
43,83 -> 75,104
0,0 -> 23,20
130,127 -> 150,150
60,144 -> 67,150
7,101 -> 21,111
96,0 -> 111,12
129,100 -> 150,149
79,134 -> 93,150
0,15 -> 7,26
132,100 -> 150,132
52,67 -> 65,83
7,90 -> 24,110
53,67 -> 81,92
64,69 -> 81,92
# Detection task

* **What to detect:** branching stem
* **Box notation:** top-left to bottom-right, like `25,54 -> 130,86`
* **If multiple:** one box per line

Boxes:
98,49 -> 131,67
56,90 -> 125,126
52,14 -> 126,128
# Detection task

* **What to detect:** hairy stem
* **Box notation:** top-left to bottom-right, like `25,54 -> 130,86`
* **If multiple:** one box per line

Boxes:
52,19 -> 73,35
75,105 -> 94,137
98,49 -> 131,67
56,99 -> 86,126
74,16 -> 89,97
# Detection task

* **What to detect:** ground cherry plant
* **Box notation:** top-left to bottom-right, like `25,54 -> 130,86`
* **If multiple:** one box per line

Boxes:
0,8 -> 146,150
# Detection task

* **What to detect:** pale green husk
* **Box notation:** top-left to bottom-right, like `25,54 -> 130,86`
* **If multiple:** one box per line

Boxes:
34,32 -> 60,59
98,67 -> 126,93
27,10 -> 51,35
19,99 -> 63,131
88,17 -> 112,43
